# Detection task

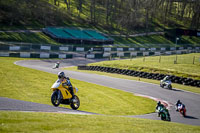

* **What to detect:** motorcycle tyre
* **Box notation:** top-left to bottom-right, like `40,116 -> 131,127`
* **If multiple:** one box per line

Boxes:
160,83 -> 164,88
180,109 -> 186,117
160,113 -> 166,121
167,116 -> 171,122
51,90 -> 60,107
168,84 -> 172,90
70,95 -> 80,110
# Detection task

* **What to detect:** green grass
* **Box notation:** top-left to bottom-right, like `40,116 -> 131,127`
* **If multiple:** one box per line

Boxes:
0,31 -> 200,47
88,53 -> 200,80
113,35 -> 200,47
0,111 -> 200,133
0,32 -> 60,45
0,57 -> 155,115
65,66 -> 200,94
0,58 -> 200,132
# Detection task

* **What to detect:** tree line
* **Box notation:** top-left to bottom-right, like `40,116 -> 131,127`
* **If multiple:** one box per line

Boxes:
0,0 -> 199,34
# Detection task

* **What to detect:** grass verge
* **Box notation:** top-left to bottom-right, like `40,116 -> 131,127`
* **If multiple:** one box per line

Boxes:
89,53 -> 200,80
0,111 -> 200,133
0,57 -> 155,115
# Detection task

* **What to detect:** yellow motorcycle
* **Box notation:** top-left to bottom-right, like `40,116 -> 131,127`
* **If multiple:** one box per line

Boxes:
51,79 -> 80,110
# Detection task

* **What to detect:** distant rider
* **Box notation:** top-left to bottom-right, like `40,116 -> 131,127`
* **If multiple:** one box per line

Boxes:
53,62 -> 60,69
175,100 -> 185,111
156,101 -> 164,110
156,101 -> 165,117
58,71 -> 75,100
161,76 -> 170,83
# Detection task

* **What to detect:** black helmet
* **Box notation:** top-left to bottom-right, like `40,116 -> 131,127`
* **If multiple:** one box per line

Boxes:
157,101 -> 161,105
58,71 -> 65,79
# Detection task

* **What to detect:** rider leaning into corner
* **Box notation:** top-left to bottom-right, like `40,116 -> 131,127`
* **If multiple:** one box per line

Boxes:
161,76 -> 170,83
57,71 -> 75,101
175,100 -> 185,111
156,101 -> 170,117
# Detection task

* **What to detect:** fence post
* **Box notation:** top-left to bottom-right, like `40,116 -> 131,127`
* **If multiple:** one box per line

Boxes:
130,54 -> 132,61
159,56 -> 161,63
143,56 -> 145,62
193,56 -> 195,64
174,55 -> 177,64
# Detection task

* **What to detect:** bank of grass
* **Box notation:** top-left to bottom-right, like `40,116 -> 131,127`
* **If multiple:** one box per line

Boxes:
89,53 -> 200,80
1,111 -> 200,133
113,35 -> 200,47
0,57 -> 155,115
1,31 -> 200,47
65,66 -> 200,94
0,32 -> 60,45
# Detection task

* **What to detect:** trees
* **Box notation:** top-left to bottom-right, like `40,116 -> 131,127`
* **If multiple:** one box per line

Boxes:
0,0 -> 199,31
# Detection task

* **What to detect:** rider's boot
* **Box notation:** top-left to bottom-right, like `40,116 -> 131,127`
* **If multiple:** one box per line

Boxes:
69,87 -> 76,102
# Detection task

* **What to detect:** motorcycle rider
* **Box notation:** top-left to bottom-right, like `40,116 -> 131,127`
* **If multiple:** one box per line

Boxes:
58,71 -> 75,101
175,100 -> 185,111
53,62 -> 60,69
156,101 -> 165,117
161,76 -> 170,84
156,101 -> 164,110
156,101 -> 170,119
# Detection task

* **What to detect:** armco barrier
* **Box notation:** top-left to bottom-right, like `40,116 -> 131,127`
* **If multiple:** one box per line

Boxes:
77,66 -> 200,88
10,53 -> 20,57
0,45 -> 9,51
1,44 -> 199,54
0,52 -> 73,59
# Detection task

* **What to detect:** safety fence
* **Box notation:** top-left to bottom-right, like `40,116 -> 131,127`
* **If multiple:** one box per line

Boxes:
0,52 -> 73,59
0,43 -> 199,53
85,50 -> 199,60
78,66 -> 200,88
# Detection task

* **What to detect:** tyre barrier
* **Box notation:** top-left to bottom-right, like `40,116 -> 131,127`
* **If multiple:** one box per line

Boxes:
78,65 -> 200,88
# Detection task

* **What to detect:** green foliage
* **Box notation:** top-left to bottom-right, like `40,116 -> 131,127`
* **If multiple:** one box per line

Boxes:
0,111 -> 200,133
0,57 -> 155,115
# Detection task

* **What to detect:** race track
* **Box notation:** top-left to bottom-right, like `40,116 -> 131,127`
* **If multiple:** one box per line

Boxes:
1,58 -> 200,126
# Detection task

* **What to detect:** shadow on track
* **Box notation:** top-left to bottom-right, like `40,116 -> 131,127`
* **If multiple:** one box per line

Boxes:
171,88 -> 183,92
184,115 -> 198,119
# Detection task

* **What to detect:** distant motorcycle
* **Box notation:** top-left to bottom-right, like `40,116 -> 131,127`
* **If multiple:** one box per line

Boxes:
53,62 -> 60,69
177,104 -> 186,117
160,80 -> 172,90
156,106 -> 171,121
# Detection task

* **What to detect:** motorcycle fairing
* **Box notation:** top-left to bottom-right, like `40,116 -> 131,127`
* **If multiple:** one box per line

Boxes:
51,80 -> 72,99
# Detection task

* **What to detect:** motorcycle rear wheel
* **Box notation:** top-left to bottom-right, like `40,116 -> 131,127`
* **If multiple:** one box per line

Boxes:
70,95 -> 80,110
168,84 -> 172,90
51,91 -> 60,107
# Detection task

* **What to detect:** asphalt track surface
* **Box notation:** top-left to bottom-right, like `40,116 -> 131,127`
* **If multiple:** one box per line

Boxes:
1,58 -> 200,126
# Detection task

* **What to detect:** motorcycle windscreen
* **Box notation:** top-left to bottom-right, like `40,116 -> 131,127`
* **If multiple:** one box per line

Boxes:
51,80 -> 61,88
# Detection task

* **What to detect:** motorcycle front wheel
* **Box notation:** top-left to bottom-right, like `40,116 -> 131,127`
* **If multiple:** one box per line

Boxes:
160,113 -> 166,121
70,95 -> 80,110
51,91 -> 60,107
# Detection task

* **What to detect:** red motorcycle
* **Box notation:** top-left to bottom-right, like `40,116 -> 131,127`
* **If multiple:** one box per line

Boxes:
178,104 -> 186,117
